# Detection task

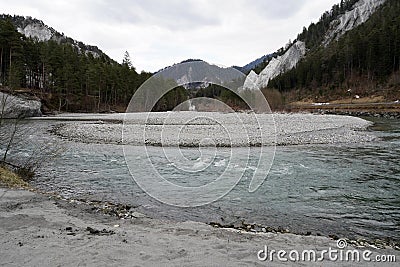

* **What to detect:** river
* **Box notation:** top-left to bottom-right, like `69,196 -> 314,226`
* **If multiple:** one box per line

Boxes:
4,114 -> 399,244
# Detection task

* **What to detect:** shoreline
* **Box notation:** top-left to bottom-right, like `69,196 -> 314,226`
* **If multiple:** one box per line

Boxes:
16,181 -> 400,250
0,186 -> 399,266
287,101 -> 400,119
311,110 -> 400,119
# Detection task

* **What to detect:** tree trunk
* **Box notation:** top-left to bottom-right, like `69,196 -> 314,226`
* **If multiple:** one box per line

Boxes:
0,47 -> 3,84
3,118 -> 19,162
42,63 -> 45,92
97,84 -> 101,112
9,47 -> 11,71
0,93 -> 9,126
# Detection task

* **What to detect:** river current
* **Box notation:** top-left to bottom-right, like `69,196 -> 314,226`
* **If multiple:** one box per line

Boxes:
6,115 -> 399,243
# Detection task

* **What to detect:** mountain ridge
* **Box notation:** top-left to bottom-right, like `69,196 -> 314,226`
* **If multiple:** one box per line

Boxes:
268,0 -> 399,103
0,15 -> 152,113
1,14 -> 109,60
242,0 -> 388,91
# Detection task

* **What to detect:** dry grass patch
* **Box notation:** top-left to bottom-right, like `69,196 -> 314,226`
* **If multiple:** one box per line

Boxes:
0,166 -> 29,188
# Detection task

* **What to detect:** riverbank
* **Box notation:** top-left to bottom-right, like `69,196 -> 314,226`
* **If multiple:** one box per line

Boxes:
0,187 -> 398,266
287,100 -> 400,119
0,166 -> 29,188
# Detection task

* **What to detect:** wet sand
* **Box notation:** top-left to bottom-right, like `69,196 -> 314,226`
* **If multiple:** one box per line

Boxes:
0,188 -> 398,266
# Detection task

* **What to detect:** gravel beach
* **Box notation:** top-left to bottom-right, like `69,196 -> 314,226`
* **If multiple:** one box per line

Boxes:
48,112 -> 376,146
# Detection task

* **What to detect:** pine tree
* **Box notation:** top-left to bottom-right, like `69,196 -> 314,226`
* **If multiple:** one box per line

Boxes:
122,51 -> 133,69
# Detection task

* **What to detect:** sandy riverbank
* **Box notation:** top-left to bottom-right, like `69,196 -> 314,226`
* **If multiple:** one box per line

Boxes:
0,187 -> 398,266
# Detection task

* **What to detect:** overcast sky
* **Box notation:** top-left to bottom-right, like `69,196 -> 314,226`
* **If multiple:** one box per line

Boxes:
2,0 -> 340,72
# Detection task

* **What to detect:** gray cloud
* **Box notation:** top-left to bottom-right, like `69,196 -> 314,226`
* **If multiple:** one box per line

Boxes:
250,0 -> 305,19
86,0 -> 221,30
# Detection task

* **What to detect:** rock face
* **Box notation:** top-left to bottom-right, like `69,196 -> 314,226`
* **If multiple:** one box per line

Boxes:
17,23 -> 52,42
323,0 -> 386,46
242,70 -> 258,90
0,92 -> 42,118
243,41 -> 306,90
2,15 -> 103,58
242,0 -> 386,90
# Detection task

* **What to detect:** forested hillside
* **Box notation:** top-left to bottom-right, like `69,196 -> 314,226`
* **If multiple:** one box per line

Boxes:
296,0 -> 360,50
247,0 -> 375,76
0,17 -> 153,112
268,0 -> 400,101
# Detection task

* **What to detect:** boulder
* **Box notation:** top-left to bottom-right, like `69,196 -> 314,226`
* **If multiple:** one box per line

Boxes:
0,92 -> 42,118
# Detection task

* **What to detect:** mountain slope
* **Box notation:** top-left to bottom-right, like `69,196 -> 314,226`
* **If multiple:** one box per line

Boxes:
1,15 -> 106,59
244,41 -> 306,90
243,0 -> 387,92
233,54 -> 272,74
0,15 -> 152,113
268,0 -> 399,101
322,0 -> 386,46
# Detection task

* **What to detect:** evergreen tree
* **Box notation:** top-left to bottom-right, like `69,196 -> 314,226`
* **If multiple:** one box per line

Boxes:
122,51 -> 133,70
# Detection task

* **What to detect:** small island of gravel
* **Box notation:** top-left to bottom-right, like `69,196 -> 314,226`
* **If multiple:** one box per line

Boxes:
47,112 -> 376,146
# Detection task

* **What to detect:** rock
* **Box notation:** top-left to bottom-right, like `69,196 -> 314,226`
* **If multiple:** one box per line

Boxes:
209,222 -> 222,228
86,226 -> 100,235
130,211 -> 146,218
86,226 -> 115,236
0,92 -> 42,118
243,41 -> 306,90
329,234 -> 339,240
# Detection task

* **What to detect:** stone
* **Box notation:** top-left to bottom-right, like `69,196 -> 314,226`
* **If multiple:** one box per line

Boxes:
0,92 -> 42,119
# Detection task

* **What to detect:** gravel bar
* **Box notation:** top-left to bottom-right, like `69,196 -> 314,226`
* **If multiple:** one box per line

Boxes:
49,112 -> 376,146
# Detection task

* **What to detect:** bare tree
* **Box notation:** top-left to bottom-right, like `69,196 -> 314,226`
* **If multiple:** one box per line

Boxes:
0,92 -> 64,181
2,116 -> 19,162
0,92 -> 8,125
